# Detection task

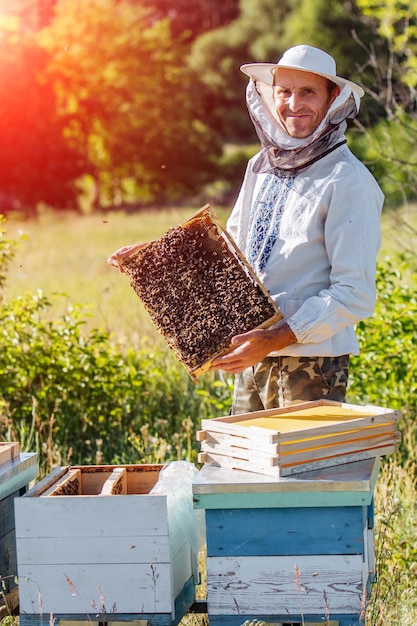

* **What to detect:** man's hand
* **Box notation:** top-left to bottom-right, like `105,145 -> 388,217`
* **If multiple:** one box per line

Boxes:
211,322 -> 297,374
107,242 -> 146,273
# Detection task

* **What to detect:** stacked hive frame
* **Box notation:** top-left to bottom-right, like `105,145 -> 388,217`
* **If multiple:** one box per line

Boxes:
197,399 -> 402,477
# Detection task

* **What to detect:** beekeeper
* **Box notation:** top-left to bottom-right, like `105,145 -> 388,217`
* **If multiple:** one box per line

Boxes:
211,44 -> 383,413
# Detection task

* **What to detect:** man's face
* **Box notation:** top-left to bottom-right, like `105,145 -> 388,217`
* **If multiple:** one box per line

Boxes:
273,68 -> 340,138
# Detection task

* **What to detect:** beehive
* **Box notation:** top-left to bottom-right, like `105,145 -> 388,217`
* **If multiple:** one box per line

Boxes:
197,399 -> 402,477
111,204 -> 282,380
15,463 -> 200,625
0,443 -> 38,618
193,458 -> 380,626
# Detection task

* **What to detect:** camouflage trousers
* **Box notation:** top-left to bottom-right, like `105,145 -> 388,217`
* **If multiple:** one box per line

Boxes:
231,355 -> 350,415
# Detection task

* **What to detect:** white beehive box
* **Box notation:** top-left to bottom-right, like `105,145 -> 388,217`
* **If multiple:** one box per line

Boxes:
14,463 -> 201,621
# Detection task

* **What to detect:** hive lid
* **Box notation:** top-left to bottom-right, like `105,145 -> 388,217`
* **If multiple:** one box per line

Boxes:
110,204 -> 282,380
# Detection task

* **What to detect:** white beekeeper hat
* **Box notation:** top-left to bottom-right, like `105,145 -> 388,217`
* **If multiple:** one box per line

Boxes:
241,44 -> 365,99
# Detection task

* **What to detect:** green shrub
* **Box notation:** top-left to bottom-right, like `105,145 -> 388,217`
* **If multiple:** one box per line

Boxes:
347,254 -> 417,466
0,288 -> 232,474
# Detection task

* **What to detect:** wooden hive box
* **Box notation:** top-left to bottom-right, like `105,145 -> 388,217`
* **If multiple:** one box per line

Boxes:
0,443 -> 39,618
110,204 -> 282,380
14,464 -> 200,626
193,458 -> 380,626
197,399 -> 402,477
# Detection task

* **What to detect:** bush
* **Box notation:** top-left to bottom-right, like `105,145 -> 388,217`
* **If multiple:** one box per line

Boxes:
347,253 -> 417,467
0,287 -> 233,475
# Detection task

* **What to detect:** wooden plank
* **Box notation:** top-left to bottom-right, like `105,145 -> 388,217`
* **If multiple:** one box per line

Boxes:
21,617 -> 158,626
0,442 -> 20,465
0,527 -> 18,586
200,443 -> 395,477
198,420 -> 396,451
192,458 -> 380,507
198,429 -> 279,453
17,524 -> 192,569
199,451 -> 281,477
193,458 -> 379,494
58,613 -> 149,626
18,576 -> 195,626
198,427 -> 398,471
99,467 -> 127,495
205,506 -> 365,557
200,400 -> 401,443
17,563 -> 174,615
206,554 -> 366,615
279,423 -> 397,452
280,435 -> 400,466
201,411 -> 399,444
200,443 -> 278,465
16,534 -> 172,565
15,494 -> 170,538
207,618 -> 344,626
200,430 -> 399,465
42,468 -> 82,496
193,490 -> 374,510
280,447 -> 394,476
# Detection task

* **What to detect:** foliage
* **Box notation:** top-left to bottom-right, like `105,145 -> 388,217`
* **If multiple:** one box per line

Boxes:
139,0 -> 239,41
350,113 -> 417,207
0,33 -> 87,214
347,254 -> 417,465
350,0 -> 417,205
357,0 -> 417,91
3,0 -> 417,213
188,0 -> 295,142
188,0 -> 385,143
0,289 -> 232,476
38,0 -> 221,208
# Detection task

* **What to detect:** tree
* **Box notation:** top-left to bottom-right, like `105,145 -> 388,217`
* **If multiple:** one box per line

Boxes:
137,0 -> 240,41
188,0 -> 293,142
39,0 -> 222,208
0,33 -> 88,214
349,0 -> 417,205
188,0 -> 382,143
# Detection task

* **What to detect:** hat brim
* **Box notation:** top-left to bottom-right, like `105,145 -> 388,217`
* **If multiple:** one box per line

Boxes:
240,62 -> 365,99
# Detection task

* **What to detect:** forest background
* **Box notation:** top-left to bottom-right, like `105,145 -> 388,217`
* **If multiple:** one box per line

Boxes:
0,1 -> 417,624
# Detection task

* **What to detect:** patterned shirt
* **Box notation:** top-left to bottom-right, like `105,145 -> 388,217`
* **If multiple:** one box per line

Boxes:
247,169 -> 295,273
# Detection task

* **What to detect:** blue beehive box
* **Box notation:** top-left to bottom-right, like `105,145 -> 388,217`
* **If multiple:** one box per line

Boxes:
0,443 -> 38,617
193,457 -> 380,626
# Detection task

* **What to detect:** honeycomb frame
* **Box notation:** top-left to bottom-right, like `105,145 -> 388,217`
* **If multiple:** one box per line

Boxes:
112,204 -> 283,380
